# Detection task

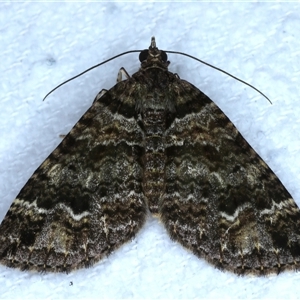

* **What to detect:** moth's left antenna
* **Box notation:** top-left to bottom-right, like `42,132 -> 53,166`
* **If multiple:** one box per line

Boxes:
43,50 -> 141,101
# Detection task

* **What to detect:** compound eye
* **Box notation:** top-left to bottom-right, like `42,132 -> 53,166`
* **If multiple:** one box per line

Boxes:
161,50 -> 168,62
139,50 -> 149,62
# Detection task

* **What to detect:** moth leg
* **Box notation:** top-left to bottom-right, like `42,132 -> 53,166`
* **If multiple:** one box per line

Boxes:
117,67 -> 131,82
94,89 -> 108,102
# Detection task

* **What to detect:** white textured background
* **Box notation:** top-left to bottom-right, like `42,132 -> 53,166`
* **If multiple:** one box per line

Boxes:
1,2 -> 300,299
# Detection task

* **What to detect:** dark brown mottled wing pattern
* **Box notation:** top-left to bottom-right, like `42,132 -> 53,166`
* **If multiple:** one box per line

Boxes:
1,37 -> 300,275
0,83 -> 147,272
160,78 -> 300,275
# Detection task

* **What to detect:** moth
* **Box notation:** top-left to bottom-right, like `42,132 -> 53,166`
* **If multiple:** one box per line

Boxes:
0,37 -> 299,276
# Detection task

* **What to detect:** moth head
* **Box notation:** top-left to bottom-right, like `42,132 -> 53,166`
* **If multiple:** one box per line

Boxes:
139,36 -> 170,70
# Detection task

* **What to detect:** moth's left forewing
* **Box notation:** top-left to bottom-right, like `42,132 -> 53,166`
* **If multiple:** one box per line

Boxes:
160,78 -> 300,275
0,82 -> 147,272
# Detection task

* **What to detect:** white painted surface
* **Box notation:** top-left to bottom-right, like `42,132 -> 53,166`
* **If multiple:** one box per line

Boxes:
0,2 -> 300,299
